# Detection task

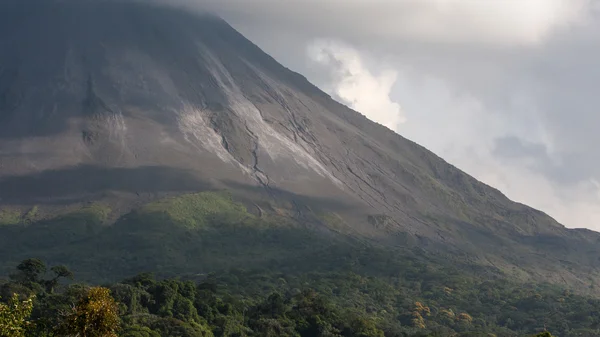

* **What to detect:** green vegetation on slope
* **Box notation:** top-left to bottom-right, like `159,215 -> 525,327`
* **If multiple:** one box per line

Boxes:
0,192 -> 333,280
140,192 -> 252,229
0,192 -> 599,336
0,209 -> 21,226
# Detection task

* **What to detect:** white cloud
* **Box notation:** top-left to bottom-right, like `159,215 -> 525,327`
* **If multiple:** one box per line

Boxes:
307,40 -> 405,130
391,0 -> 588,45
170,0 -> 590,46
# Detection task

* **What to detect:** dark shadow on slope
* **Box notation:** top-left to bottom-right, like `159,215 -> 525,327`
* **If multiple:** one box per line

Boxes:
222,180 -> 358,214
0,170 -> 363,282
0,165 -> 358,213
0,192 -> 357,283
0,165 -> 210,204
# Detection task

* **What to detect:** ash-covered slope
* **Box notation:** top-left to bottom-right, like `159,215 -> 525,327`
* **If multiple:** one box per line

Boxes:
1,0 -> 599,287
0,0 -> 349,206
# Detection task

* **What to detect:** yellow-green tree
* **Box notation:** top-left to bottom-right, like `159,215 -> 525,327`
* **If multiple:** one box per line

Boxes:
0,293 -> 34,337
411,302 -> 430,329
58,287 -> 120,337
532,332 -> 554,337
457,312 -> 473,324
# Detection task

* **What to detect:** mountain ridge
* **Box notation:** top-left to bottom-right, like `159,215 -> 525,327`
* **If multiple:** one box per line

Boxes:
1,0 -> 599,292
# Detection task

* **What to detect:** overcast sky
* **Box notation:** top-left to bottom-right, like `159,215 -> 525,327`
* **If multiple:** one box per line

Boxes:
167,0 -> 600,230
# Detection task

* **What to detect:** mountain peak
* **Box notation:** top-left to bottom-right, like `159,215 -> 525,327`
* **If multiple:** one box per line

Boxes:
1,0 -> 599,291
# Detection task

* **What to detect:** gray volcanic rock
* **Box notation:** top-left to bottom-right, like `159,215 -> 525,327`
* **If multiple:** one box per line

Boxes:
1,0 -> 600,288
0,0 -> 346,202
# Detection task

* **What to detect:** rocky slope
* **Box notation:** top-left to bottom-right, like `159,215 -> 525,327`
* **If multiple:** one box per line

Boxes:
1,0 -> 599,289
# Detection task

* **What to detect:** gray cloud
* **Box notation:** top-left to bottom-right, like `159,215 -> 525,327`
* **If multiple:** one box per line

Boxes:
153,0 -> 600,229
493,137 -> 549,160
165,0 -> 589,45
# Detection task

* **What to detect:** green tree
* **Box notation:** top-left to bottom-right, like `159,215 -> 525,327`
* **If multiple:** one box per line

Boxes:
44,265 -> 74,294
10,259 -> 46,290
121,325 -> 162,337
0,293 -> 34,337
345,315 -> 384,337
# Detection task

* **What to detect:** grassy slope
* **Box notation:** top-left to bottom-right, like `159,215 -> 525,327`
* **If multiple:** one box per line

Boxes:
0,192 -> 343,281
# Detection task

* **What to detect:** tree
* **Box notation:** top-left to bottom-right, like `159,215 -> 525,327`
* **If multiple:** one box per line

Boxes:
532,332 -> 554,337
44,265 -> 74,294
0,293 -> 34,337
58,287 -> 120,337
121,325 -> 161,337
411,302 -> 430,329
10,259 -> 46,289
346,315 -> 385,337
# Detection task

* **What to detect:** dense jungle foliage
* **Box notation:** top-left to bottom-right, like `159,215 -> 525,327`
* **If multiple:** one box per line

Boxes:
1,193 -> 599,336
0,258 -> 595,337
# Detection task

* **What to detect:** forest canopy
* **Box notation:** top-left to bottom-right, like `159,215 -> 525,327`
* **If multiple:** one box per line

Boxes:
0,259 -> 592,337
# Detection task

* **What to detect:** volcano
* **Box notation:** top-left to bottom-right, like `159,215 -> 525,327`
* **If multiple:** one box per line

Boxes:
1,0 -> 600,288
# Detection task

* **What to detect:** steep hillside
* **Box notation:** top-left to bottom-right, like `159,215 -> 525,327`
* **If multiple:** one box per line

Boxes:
0,0 -> 599,291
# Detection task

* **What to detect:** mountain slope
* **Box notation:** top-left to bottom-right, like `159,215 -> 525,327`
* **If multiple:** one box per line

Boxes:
1,0 -> 599,290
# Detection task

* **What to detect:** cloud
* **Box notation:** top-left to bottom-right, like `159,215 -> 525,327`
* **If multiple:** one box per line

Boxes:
306,40 -> 405,130
390,72 -> 600,229
166,0 -> 590,47
393,0 -> 588,45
